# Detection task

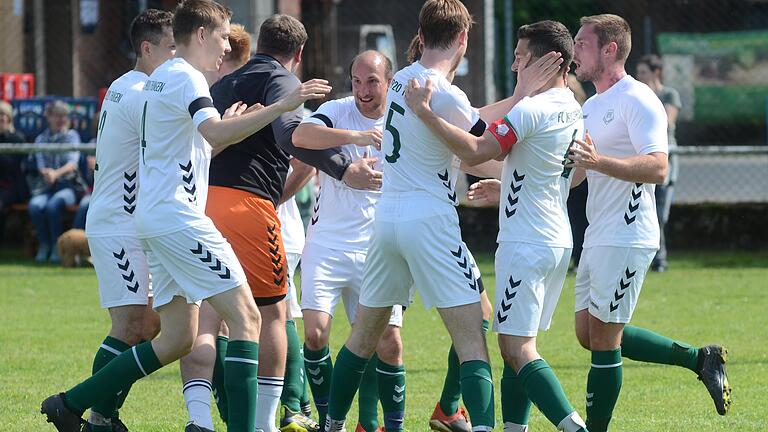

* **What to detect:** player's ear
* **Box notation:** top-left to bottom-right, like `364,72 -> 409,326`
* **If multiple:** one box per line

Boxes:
140,40 -> 152,58
196,26 -> 206,45
604,41 -> 618,57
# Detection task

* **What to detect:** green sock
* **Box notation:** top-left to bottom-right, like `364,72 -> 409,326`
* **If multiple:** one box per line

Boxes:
501,365 -> 531,425
225,340 -> 259,432
212,335 -> 229,423
586,349 -> 623,432
305,344 -> 334,426
299,352 -> 311,410
459,360 -> 495,430
377,357 -> 406,431
113,339 -> 150,415
439,319 -> 489,416
90,336 -> 132,419
327,345 -> 369,423
65,341 -> 162,414
89,424 -> 112,432
621,325 -> 699,372
281,320 -> 303,412
518,359 -> 578,428
358,353 -> 380,431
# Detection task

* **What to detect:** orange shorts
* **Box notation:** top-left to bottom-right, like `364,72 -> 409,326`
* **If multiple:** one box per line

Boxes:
206,186 -> 287,299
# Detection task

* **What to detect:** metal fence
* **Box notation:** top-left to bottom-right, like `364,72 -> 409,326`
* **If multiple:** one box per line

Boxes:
2,143 -> 766,205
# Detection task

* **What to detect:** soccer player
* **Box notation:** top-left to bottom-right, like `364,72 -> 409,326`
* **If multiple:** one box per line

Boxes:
568,14 -> 731,431
277,158 -> 318,431
405,33 -> 495,432
405,19 -> 589,432
40,1 -> 331,431
78,9 -> 175,432
205,13 -> 378,432
320,2 -> 561,431
292,50 -> 407,432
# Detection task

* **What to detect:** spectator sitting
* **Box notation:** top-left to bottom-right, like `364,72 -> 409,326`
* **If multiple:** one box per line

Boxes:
28,100 -> 83,263
0,101 -> 28,244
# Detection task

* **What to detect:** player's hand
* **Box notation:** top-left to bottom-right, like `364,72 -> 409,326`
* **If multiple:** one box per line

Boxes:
567,131 -> 601,170
513,51 -> 563,97
243,103 -> 264,114
280,79 -> 332,112
342,157 -> 383,191
467,179 -> 502,206
222,101 -> 248,119
352,128 -> 383,150
405,78 -> 434,118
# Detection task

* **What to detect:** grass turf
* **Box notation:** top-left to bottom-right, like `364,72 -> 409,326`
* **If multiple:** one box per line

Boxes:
1,250 -> 765,431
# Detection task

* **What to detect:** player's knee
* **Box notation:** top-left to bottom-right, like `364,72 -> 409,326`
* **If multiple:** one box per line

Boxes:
376,327 -> 403,364
575,327 -> 591,350
304,326 -> 330,351
499,344 -> 534,371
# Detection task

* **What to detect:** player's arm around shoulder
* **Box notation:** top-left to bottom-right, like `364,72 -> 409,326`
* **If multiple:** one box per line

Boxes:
293,99 -> 382,150
198,78 -> 332,151
404,78 -> 503,166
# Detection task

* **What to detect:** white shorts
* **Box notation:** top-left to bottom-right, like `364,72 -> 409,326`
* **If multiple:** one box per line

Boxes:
285,252 -> 302,320
492,242 -> 571,336
89,235 -> 151,308
360,209 -> 481,310
301,243 -> 402,326
140,223 -> 247,309
574,246 -> 656,323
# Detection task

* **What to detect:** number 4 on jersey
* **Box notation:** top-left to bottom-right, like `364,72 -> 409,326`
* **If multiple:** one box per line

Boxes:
384,101 -> 405,163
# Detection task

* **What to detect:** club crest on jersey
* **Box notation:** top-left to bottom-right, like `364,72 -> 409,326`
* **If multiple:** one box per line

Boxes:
496,123 -> 510,136
603,109 -> 614,125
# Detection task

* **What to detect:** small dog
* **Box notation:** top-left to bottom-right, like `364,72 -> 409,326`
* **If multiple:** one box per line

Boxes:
57,229 -> 92,267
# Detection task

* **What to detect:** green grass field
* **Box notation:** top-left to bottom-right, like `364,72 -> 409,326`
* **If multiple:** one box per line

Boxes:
1,250 -> 766,431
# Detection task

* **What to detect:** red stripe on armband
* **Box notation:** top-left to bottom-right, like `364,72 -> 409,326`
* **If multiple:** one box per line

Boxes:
488,117 -> 518,153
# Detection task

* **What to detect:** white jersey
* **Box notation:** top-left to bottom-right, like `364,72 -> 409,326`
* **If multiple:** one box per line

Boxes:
301,96 -> 383,252
134,58 -> 220,238
497,87 -> 583,247
277,166 -> 306,255
381,62 -> 483,218
582,75 -> 668,249
86,70 -> 147,237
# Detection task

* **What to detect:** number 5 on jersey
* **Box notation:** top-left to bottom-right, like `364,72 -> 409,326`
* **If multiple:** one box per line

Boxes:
384,101 -> 405,163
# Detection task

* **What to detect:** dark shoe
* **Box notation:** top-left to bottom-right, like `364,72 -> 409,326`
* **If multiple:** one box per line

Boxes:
185,422 -> 214,432
300,401 -> 313,418
111,418 -> 129,432
40,393 -> 83,432
697,345 -> 732,415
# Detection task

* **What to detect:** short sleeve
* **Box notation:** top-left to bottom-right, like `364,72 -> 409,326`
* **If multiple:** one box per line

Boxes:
183,70 -> 219,128
500,97 -> 539,144
301,99 -> 342,128
431,84 -> 481,133
626,93 -> 668,155
663,87 -> 682,110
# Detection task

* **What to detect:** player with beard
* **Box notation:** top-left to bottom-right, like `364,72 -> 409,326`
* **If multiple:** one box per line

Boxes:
568,14 -> 731,431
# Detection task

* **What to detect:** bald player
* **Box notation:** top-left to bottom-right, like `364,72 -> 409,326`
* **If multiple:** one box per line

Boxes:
292,50 -> 406,432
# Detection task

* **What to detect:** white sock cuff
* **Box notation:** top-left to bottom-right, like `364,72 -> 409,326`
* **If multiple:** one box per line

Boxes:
557,411 -> 586,432
257,376 -> 285,396
183,379 -> 212,392
503,422 -> 528,432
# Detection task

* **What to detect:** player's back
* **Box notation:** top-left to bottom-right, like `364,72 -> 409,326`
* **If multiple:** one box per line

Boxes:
380,62 -> 482,219
497,87 -> 583,247
135,58 -> 219,238
86,70 -> 147,238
